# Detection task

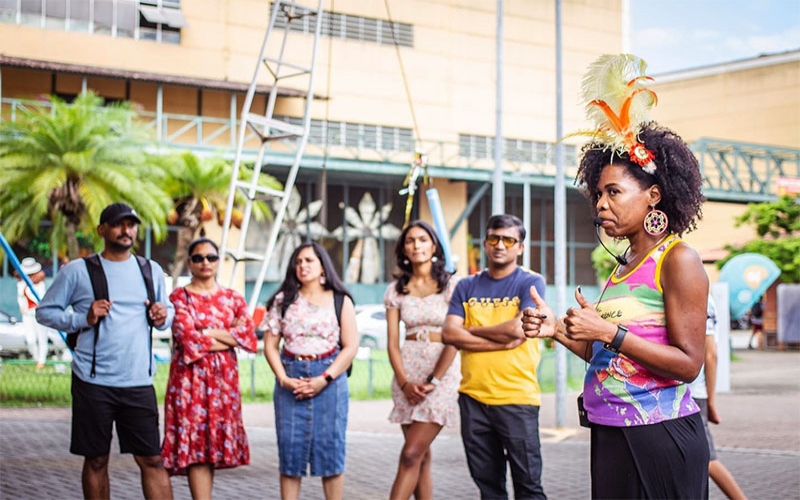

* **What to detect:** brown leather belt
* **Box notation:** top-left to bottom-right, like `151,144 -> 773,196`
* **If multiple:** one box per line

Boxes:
281,346 -> 338,361
405,331 -> 443,343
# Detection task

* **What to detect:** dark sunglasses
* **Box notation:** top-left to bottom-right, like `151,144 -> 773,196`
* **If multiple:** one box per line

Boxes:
485,235 -> 520,248
190,254 -> 220,263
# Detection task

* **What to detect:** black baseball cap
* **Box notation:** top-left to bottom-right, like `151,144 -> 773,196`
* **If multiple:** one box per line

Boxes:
100,203 -> 142,225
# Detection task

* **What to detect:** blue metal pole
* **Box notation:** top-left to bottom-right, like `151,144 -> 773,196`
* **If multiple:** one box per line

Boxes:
0,231 -> 68,343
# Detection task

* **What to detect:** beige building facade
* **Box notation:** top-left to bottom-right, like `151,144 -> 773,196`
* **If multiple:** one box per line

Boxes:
2,0 -> 795,302
1,0 -> 627,301
650,51 -> 800,280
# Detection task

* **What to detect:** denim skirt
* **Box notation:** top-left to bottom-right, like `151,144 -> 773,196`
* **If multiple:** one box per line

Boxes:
274,353 -> 349,477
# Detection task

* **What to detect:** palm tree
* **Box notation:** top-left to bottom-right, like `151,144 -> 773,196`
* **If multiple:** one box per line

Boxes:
0,91 -> 171,259
159,151 -> 282,281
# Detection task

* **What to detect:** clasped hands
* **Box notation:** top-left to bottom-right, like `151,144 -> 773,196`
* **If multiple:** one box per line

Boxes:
520,286 -> 612,342
402,379 -> 435,406
281,374 -> 328,401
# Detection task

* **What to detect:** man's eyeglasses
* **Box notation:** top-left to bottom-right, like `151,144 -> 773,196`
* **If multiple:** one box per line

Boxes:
485,235 -> 520,248
190,254 -> 220,263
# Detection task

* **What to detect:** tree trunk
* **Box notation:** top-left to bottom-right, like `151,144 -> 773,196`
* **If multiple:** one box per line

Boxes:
171,225 -> 197,282
65,221 -> 80,261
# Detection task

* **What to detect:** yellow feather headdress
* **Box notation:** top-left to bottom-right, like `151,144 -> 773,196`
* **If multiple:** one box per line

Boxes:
571,54 -> 659,174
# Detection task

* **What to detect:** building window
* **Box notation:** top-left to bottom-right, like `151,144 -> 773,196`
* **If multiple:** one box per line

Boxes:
272,4 -> 414,48
459,134 -> 578,167
0,0 -> 185,44
458,134 -> 493,159
139,0 -> 184,43
278,116 -> 415,153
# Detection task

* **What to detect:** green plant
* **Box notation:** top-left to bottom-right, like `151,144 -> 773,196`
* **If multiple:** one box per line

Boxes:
156,152 -> 282,281
0,91 -> 171,259
717,196 -> 800,283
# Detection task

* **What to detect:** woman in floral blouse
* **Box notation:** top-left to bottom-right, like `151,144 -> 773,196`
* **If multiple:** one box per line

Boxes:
263,242 -> 358,500
385,220 -> 460,500
161,237 -> 257,499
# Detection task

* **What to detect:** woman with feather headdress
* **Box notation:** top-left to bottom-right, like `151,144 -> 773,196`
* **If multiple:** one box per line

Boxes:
522,54 -> 710,499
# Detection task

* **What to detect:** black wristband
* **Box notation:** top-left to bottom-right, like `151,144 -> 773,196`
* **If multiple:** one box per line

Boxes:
603,324 -> 628,354
323,372 -> 334,384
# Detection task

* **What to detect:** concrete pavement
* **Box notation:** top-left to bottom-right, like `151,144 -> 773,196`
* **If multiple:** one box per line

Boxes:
2,347 -> 799,499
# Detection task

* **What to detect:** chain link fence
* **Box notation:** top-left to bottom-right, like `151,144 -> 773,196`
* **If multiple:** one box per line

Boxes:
0,348 -> 585,406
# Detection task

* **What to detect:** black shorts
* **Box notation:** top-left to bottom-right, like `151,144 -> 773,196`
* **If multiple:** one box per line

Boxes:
70,373 -> 162,458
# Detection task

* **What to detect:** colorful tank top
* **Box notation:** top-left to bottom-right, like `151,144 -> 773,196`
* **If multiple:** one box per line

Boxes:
584,236 -> 700,427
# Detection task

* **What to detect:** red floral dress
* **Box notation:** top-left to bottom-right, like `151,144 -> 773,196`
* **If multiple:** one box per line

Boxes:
162,286 -> 257,476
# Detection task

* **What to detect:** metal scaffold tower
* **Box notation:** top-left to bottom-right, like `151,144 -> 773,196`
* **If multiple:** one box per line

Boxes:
219,0 -> 323,311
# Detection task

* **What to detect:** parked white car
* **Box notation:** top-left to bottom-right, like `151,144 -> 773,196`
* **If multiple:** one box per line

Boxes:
0,309 -> 27,358
0,309 -> 69,359
355,304 -> 405,350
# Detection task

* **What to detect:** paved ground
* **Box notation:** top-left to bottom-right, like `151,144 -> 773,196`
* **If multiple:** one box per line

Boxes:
2,343 -> 799,499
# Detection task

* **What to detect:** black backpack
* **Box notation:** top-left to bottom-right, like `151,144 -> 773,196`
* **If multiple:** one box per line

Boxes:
281,291 -> 352,377
66,254 -> 156,378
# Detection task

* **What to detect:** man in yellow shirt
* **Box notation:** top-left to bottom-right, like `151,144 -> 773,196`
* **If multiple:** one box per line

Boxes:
443,214 -> 547,499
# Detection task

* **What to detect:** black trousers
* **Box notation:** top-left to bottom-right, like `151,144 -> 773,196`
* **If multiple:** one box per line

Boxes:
459,393 -> 546,500
590,412 -> 709,499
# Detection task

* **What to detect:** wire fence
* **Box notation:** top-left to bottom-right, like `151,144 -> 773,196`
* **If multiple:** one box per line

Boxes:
0,349 -> 586,407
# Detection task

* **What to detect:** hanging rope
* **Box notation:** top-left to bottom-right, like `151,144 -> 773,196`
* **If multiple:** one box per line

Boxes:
383,0 -> 422,149
383,0 -> 430,227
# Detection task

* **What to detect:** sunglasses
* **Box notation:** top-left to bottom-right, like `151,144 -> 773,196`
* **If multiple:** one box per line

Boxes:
190,254 -> 220,264
485,235 -> 520,248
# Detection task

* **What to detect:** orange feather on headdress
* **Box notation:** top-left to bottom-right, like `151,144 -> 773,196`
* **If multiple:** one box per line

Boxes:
567,54 -> 659,174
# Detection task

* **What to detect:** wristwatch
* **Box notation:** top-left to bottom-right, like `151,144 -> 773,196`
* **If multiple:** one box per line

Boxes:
322,371 -> 335,384
426,374 -> 441,387
603,324 -> 628,354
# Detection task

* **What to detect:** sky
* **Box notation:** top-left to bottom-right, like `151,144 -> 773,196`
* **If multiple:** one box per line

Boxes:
629,0 -> 800,74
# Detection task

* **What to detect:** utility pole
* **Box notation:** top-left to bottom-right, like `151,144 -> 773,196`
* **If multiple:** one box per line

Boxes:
554,0 -> 568,428
492,0 -> 504,214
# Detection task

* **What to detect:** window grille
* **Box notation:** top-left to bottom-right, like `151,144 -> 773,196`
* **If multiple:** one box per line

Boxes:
275,116 -> 413,152
271,4 -> 413,47
2,0 -> 183,43
459,134 -> 578,166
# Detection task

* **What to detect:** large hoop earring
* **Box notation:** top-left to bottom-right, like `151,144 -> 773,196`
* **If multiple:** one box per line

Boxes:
643,206 -> 668,235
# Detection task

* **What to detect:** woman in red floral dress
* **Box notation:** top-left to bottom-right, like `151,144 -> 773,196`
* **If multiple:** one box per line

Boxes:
162,238 -> 257,499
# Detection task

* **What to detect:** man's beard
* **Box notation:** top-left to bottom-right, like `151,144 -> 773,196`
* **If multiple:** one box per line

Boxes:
107,237 -> 134,252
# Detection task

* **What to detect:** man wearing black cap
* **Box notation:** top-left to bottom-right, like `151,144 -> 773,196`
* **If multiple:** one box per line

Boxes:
37,202 -> 174,499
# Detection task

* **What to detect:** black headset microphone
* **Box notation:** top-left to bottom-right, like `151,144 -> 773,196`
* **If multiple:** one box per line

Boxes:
592,217 -> 628,266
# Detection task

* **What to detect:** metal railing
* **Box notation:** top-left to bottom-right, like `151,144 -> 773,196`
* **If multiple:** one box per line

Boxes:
3,97 -> 796,199
0,348 -> 584,405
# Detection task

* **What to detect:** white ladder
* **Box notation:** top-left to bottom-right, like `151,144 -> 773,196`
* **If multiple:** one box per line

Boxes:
219,0 -> 324,311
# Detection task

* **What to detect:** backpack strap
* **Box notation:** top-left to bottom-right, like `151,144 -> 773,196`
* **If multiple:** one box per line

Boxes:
83,255 -> 108,378
333,290 -> 345,351
81,254 -> 157,378
333,291 -> 344,327
333,291 -> 354,377
135,255 -> 156,377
